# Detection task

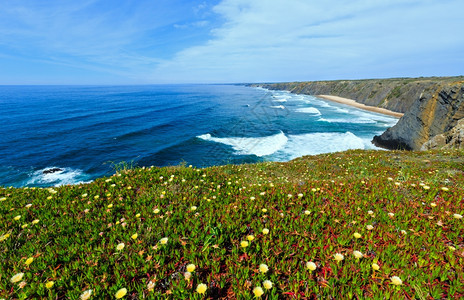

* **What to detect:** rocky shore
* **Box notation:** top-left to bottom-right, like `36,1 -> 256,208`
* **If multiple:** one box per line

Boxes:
252,77 -> 464,150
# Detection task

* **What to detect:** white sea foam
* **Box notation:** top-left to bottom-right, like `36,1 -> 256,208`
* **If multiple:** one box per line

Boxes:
272,99 -> 287,103
198,131 -> 288,157
295,107 -> 321,115
318,117 -> 376,124
270,132 -> 369,161
270,105 -> 286,109
27,167 -> 91,187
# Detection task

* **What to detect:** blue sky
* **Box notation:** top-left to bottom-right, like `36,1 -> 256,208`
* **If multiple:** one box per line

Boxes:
0,0 -> 463,84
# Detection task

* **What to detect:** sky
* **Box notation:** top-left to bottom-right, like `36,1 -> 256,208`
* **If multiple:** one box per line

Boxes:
0,0 -> 463,84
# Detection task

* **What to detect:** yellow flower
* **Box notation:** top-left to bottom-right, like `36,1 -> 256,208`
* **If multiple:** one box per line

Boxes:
240,241 -> 249,248
107,204 -> 113,208
430,202 -> 437,207
353,251 -> 363,259
82,193 -> 88,197
0,197 -> 6,201
80,289 -> 93,300
372,263 -> 380,271
25,257 -> 34,265
253,286 -> 264,297
159,237 -> 168,244
22,224 -> 28,229
115,287 -> 127,298
449,246 -> 456,251
334,253 -> 344,262
135,213 -> 140,218
191,206 -> 197,211
262,228 -> 269,235
388,212 -> 395,218
0,233 -> 11,242
247,235 -> 255,241
263,280 -> 273,290
116,243 -> 125,251
45,281 -> 54,289
131,233 -> 138,240
423,185 -> 430,190
353,232 -> 361,239
261,208 -> 267,213
367,210 -> 374,215
298,193 -> 303,198
304,210 -> 311,215
306,261 -> 317,271
453,214 -> 463,219
259,264 -> 269,273
186,264 -> 196,272
196,283 -> 207,294
14,215 -> 21,221
441,187 -> 449,191
153,208 -> 160,214
25,203 -> 32,208
10,272 -> 24,283
32,219 -> 40,224
366,225 -> 374,230
47,196 -> 52,200
94,195 -> 99,199
390,276 -> 402,285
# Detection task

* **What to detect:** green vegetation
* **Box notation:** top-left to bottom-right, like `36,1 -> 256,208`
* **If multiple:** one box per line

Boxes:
1,149 -> 463,299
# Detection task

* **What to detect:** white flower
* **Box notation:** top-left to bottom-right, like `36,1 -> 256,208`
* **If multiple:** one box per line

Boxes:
10,273 -> 24,283
259,264 -> 269,273
262,228 -> 269,235
116,243 -> 125,251
353,251 -> 363,259
263,280 -> 273,290
80,289 -> 93,300
147,281 -> 155,291
160,237 -> 168,244
372,263 -> 380,271
306,261 -> 317,271
334,253 -> 344,262
453,214 -> 463,219
390,276 -> 403,285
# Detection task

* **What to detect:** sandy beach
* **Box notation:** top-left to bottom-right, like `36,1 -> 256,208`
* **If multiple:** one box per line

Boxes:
317,95 -> 404,118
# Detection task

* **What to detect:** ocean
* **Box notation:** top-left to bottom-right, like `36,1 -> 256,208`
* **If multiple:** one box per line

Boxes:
0,84 -> 398,187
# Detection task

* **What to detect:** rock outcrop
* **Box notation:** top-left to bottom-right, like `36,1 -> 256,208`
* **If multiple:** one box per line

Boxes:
373,82 -> 464,150
421,119 -> 464,150
253,77 -> 464,151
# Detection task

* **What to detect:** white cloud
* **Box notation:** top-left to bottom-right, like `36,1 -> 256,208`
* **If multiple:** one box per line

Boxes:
151,0 -> 464,83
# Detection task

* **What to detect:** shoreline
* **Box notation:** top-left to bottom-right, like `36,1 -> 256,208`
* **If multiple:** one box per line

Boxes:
316,95 -> 404,118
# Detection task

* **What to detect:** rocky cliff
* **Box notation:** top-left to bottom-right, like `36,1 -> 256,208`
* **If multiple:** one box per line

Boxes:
373,81 -> 464,150
253,77 -> 464,150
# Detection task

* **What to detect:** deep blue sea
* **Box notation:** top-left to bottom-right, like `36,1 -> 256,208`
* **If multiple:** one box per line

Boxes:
0,84 -> 398,187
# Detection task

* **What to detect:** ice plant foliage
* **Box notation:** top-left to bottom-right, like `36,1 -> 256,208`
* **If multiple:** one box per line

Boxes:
0,149 -> 463,298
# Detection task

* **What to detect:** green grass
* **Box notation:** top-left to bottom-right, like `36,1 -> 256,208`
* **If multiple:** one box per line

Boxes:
1,149 -> 463,299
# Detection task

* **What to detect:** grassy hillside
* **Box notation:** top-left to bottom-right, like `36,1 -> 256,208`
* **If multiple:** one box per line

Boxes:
1,149 -> 464,299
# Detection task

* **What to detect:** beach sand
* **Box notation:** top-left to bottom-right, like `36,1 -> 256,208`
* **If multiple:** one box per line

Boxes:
317,95 -> 404,118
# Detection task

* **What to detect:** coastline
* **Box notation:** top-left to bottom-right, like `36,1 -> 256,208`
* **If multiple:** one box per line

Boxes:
317,95 -> 404,118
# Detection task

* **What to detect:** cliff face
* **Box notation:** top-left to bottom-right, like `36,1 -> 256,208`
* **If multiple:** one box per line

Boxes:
373,81 -> 464,150
254,77 -> 464,150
